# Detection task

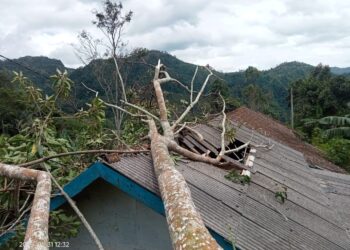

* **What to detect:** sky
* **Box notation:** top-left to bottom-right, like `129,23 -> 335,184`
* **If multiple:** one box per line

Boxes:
1,0 -> 350,71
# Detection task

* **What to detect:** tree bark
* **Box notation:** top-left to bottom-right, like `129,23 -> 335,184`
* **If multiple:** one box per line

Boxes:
147,61 -> 223,249
0,163 -> 51,250
148,120 -> 221,250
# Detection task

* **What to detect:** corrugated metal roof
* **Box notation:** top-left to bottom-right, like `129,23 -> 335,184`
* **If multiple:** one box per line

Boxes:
222,106 -> 346,173
105,121 -> 350,250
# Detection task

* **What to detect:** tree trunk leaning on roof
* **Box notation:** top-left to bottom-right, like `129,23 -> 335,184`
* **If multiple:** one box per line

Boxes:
146,60 -> 221,249
101,59 -> 248,249
0,59 -> 247,249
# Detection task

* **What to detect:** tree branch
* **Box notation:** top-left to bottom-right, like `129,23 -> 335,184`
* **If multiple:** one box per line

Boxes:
43,164 -> 105,250
102,100 -> 146,118
225,141 -> 251,154
18,149 -> 149,168
190,66 -> 198,103
167,140 -> 247,170
217,93 -> 226,159
153,60 -> 173,138
159,71 -> 193,93
171,67 -> 213,130
81,81 -> 99,97
120,100 -> 160,122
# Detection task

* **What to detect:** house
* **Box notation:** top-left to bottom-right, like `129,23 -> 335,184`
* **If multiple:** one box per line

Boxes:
2,107 -> 350,249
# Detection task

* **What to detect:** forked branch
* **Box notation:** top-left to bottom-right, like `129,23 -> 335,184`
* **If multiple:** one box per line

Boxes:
171,67 -> 213,130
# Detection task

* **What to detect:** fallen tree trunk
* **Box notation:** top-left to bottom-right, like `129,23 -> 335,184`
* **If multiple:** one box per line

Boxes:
149,120 -> 221,249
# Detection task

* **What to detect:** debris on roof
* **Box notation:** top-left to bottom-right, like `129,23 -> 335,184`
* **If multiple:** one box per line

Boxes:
99,114 -> 350,250
218,106 -> 347,173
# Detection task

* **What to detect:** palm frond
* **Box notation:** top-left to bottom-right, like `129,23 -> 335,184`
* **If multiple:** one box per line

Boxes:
323,127 -> 350,138
319,116 -> 350,126
302,118 -> 319,126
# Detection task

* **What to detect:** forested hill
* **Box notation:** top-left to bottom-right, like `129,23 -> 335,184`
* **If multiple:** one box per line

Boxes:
1,50 -> 349,120
0,56 -> 69,93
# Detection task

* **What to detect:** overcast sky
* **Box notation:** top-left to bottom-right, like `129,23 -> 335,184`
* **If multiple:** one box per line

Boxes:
1,0 -> 350,71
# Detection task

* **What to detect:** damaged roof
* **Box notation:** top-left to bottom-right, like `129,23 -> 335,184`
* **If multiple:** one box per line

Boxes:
105,119 -> 350,250
224,106 -> 346,173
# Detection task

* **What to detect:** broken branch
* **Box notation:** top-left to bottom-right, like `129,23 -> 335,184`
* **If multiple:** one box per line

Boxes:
167,140 -> 247,170
19,149 -> 149,168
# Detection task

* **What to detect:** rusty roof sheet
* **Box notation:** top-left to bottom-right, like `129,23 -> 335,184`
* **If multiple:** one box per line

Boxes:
105,121 -> 350,250
215,106 -> 347,173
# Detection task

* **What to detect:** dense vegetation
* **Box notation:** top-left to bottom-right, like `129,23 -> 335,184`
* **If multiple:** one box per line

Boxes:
291,64 -> 350,170
0,50 -> 316,121
0,70 -> 122,248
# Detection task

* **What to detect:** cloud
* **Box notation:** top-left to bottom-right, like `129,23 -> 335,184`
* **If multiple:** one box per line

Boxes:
1,0 -> 350,71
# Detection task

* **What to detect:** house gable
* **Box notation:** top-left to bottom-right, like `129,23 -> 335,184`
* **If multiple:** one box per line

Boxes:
50,162 -> 233,250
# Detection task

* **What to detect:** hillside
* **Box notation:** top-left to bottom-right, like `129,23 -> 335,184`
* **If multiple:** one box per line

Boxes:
0,56 -> 68,93
2,50 -> 348,121
330,66 -> 350,75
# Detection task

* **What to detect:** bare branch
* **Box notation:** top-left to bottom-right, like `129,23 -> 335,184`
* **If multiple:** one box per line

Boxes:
81,81 -> 99,97
120,100 -> 160,122
159,71 -> 192,93
190,66 -> 198,103
167,140 -> 247,170
183,126 -> 204,141
19,149 -> 149,168
225,141 -> 251,154
103,100 -> 145,118
0,205 -> 32,238
174,122 -> 188,135
153,60 -> 173,138
218,93 -> 226,159
112,56 -> 127,102
171,67 -> 213,130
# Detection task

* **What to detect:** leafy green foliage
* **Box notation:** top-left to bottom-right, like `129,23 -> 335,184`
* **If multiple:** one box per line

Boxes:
49,210 -> 81,241
0,71 -> 111,245
51,69 -> 73,99
275,187 -> 288,204
317,115 -> 350,139
311,128 -> 350,171
291,64 -> 350,171
292,64 -> 350,129
170,153 -> 184,166
202,79 -> 240,114
225,125 -> 236,144
0,72 -> 28,135
121,119 -> 148,145
225,170 -> 251,185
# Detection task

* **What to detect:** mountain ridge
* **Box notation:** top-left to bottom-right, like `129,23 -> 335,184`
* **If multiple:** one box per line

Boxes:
1,50 -> 349,121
